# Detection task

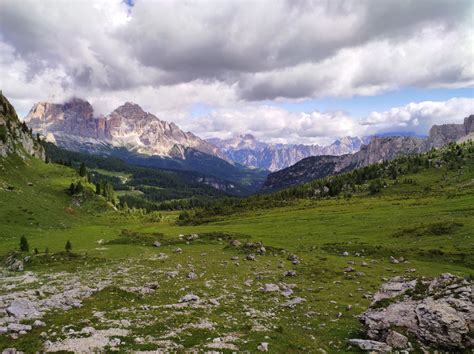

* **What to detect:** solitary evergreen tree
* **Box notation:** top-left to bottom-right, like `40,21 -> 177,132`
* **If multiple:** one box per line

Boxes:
79,162 -> 87,177
34,248 -> 39,255
65,240 -> 72,253
75,181 -> 84,194
69,182 -> 75,194
19,235 -> 29,252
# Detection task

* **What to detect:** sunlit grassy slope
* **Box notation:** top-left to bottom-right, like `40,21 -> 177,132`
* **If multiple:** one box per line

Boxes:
0,145 -> 473,352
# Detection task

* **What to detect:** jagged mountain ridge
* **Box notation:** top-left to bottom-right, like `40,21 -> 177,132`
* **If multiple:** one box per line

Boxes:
207,134 -> 370,171
25,99 -> 223,159
0,92 -> 44,160
262,115 -> 474,190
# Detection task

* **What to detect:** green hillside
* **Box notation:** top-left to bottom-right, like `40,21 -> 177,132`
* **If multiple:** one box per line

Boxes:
0,142 -> 473,352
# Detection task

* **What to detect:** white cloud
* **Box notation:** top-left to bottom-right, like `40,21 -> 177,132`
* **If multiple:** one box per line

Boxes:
188,97 -> 474,144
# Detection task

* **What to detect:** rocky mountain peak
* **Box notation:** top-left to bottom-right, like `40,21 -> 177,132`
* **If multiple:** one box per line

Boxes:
24,98 -> 225,160
112,102 -> 148,119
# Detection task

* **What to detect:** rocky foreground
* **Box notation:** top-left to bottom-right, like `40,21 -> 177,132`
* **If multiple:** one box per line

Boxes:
350,273 -> 473,352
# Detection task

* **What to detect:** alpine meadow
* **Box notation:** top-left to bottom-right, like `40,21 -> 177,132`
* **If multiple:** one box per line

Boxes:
0,1 -> 473,353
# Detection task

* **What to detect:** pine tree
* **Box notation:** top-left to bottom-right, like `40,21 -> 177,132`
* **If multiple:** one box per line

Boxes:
95,182 -> 101,195
69,182 -> 75,195
75,181 -> 84,194
65,240 -> 72,253
79,162 -> 87,177
19,235 -> 29,252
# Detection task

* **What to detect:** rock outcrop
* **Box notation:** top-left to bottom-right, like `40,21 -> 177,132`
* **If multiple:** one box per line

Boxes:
25,99 -> 223,159
429,115 -> 474,148
0,92 -> 45,160
352,273 -> 473,351
262,116 -> 474,190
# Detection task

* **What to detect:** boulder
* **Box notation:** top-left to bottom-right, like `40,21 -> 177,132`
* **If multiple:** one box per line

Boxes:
358,273 -> 473,350
6,299 -> 41,319
153,241 -> 161,247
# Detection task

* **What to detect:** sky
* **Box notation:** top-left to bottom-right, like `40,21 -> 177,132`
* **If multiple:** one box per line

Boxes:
0,0 -> 473,145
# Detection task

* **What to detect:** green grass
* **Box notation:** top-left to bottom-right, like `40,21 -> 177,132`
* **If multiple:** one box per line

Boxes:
0,150 -> 473,352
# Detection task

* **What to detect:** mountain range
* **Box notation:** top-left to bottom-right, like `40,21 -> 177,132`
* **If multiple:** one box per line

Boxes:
25,99 -> 223,160
207,134 -> 370,171
24,99 -> 269,194
263,115 -> 474,190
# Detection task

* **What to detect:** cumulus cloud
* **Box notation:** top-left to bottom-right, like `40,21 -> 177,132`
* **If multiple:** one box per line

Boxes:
187,98 -> 474,144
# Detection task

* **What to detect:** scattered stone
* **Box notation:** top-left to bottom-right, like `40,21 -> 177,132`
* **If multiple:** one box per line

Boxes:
287,254 -> 300,265
283,270 -> 297,277
346,305 -> 353,311
187,272 -> 198,280
153,241 -> 161,247
361,261 -> 368,267
7,323 -> 32,333
180,294 -> 200,302
406,268 -> 417,273
260,284 -> 280,293
246,254 -> 256,261
344,267 -> 355,273
229,239 -> 241,247
256,246 -> 266,255
348,339 -> 392,352
342,251 -> 349,256
186,234 -> 199,241
6,259 -> 23,272
230,256 -> 239,261
173,248 -> 182,253
282,297 -> 306,308
257,342 -> 269,352
165,271 -> 179,278
33,320 -> 46,327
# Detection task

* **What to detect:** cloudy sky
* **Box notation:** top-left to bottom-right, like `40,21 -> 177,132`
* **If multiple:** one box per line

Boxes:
1,0 -> 473,144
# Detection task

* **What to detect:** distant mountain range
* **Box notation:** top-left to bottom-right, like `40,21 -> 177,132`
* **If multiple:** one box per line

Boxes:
207,134 -> 370,171
262,115 -> 474,190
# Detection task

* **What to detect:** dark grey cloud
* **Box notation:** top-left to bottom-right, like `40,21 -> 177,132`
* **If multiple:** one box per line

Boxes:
0,0 -> 472,107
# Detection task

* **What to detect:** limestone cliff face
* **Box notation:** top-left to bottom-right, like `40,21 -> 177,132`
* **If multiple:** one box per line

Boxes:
0,93 -> 45,160
352,136 -> 427,167
428,115 -> 474,147
25,99 -> 224,160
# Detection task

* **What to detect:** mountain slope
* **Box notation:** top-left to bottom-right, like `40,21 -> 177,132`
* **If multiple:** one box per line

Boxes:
0,92 -> 45,160
207,134 -> 369,171
262,116 -> 474,190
